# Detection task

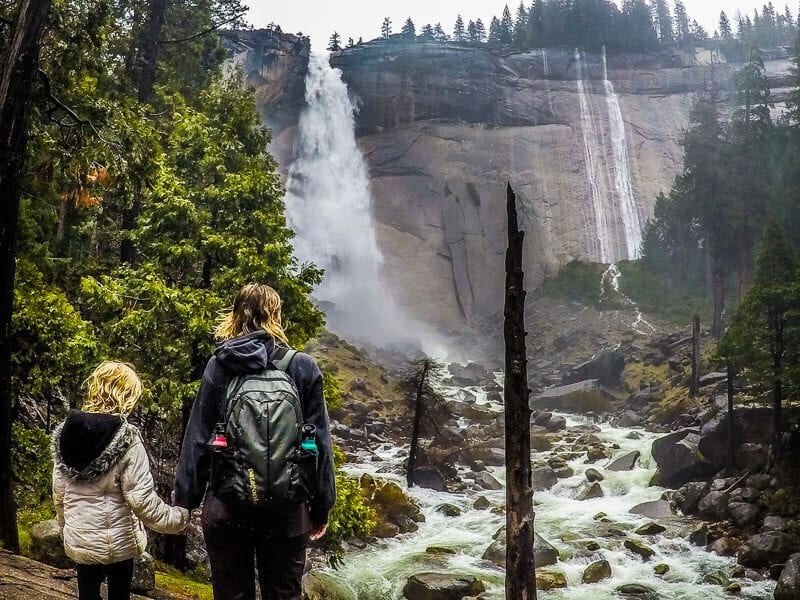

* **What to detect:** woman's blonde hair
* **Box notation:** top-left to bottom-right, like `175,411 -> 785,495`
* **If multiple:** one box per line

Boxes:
82,361 -> 143,417
214,283 -> 290,345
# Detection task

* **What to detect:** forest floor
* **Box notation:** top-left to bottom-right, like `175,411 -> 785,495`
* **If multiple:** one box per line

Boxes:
0,551 -> 204,600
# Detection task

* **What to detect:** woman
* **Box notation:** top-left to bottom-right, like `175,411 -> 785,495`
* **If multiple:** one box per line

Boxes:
173,283 -> 335,600
53,361 -> 189,600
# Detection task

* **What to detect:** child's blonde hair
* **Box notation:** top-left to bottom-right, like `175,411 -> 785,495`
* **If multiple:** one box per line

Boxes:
214,283 -> 290,345
82,361 -> 143,417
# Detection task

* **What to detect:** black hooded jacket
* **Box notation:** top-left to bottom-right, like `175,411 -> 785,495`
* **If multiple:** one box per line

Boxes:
173,332 -> 335,529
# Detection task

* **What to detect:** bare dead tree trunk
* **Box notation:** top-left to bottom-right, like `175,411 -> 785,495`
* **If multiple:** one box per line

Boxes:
772,317 -> 785,459
726,361 -> 735,472
711,255 -> 726,339
407,360 -> 430,488
504,183 -> 536,600
690,314 -> 700,397
0,0 -> 52,554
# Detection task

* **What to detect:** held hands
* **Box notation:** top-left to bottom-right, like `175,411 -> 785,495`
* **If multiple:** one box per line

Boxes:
309,523 -> 327,541
176,507 -> 191,533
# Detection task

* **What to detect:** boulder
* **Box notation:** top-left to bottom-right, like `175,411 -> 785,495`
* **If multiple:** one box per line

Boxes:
735,443 -> 769,472
531,380 -> 618,414
650,429 -> 713,488
586,445 -> 611,462
426,546 -> 457,556
536,570 -> 567,590
585,468 -> 604,482
545,415 -> 567,432
607,450 -> 641,472
562,349 -> 625,388
303,571 -> 357,600
29,519 -> 70,569
373,521 -> 400,538
483,529 -> 558,568
403,573 -> 485,600
616,583 -> 658,597
729,487 -> 760,504
473,496 -> 491,510
461,403 -> 502,425
737,531 -> 800,568
673,481 -> 709,515
582,560 -> 612,584
436,504 -> 462,518
533,466 -> 558,491
393,515 -> 420,534
699,372 -> 728,387
635,522 -> 667,536
370,480 -> 425,523
630,500 -> 674,519
697,408 -> 773,471
412,466 -> 447,492
775,553 -> 800,600
762,516 -> 790,532
728,502 -> 760,528
707,537 -> 739,557
625,539 -> 656,561
475,472 -> 503,491
132,552 -> 155,593
654,564 -> 670,575
689,524 -> 708,546
448,362 -> 489,386
698,491 -> 729,522
575,482 -> 604,501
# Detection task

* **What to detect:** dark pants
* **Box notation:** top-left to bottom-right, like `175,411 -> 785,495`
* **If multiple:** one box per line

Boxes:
76,559 -> 134,600
202,494 -> 310,600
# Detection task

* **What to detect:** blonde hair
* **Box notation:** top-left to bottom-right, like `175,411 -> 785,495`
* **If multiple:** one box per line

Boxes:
82,361 -> 143,417
214,283 -> 290,345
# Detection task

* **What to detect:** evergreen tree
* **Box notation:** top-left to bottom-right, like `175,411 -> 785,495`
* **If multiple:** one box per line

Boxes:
347,37 -> 354,47
381,16 -> 392,39
526,0 -> 545,48
420,24 -> 435,41
674,0 -> 691,43
719,11 -> 734,40
433,22 -> 448,42
654,0 -> 674,43
621,0 -> 659,50
401,17 -> 416,40
467,20 -> 478,43
475,18 -> 487,43
500,5 -> 514,44
327,31 -> 341,51
453,14 -> 466,42
513,2 -> 528,48
689,19 -> 708,42
489,16 -> 502,45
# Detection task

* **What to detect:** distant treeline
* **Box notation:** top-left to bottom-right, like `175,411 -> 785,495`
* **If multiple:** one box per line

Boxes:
328,1 -> 800,56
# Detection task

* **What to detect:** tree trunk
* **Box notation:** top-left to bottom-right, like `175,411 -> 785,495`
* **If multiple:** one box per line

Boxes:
726,361 -> 735,472
690,314 -> 700,397
711,254 -> 726,339
772,318 -> 785,459
0,0 -> 52,554
503,183 -> 536,600
407,360 -> 429,488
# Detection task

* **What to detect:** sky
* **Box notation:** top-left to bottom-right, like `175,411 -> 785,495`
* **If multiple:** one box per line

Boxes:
246,1 -> 788,51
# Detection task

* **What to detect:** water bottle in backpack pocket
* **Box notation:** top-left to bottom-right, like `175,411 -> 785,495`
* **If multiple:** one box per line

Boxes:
296,423 -> 318,500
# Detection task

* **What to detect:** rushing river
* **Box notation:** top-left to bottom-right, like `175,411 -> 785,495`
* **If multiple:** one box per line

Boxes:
322,381 -> 777,600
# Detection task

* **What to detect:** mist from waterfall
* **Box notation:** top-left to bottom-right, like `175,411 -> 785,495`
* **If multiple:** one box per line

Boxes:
602,48 -> 644,260
285,53 -> 440,354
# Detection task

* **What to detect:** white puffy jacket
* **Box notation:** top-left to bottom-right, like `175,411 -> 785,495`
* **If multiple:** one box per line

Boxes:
52,414 -> 188,565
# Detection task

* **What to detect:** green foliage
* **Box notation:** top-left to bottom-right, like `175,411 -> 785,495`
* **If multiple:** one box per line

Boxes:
322,372 -> 344,412
326,473 -> 376,548
11,425 -> 54,510
540,259 -> 607,307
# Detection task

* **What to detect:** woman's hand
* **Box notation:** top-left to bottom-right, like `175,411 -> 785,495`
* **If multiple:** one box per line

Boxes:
309,523 -> 327,541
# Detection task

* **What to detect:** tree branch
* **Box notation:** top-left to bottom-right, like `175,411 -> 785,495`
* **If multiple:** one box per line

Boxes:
158,11 -> 246,45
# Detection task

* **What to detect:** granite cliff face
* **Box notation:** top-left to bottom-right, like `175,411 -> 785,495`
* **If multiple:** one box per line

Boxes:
234,32 -> 793,344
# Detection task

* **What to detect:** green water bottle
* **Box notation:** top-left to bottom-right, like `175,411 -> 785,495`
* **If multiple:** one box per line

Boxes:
301,424 -> 318,453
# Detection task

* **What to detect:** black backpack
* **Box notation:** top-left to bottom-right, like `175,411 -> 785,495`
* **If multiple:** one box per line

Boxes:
209,348 -> 317,508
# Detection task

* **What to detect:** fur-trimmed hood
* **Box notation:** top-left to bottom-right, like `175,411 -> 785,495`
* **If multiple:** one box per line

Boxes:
53,410 -> 138,481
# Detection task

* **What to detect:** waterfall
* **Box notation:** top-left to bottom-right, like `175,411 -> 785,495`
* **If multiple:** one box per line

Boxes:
601,263 -> 656,336
285,54 -> 436,352
601,48 -> 643,260
575,49 -> 614,263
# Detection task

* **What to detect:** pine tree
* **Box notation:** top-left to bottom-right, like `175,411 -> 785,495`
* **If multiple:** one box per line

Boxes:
401,17 -> 416,40
673,0 -> 691,43
690,19 -> 707,41
327,31 -> 341,51
719,11 -> 733,40
654,0 -> 674,43
475,18 -> 487,42
467,20 -> 478,42
489,16 -> 502,45
434,22 -> 448,42
526,0 -> 545,47
453,14 -> 466,42
500,5 -> 514,44
347,37 -> 354,47
513,2 -> 528,48
420,24 -> 435,41
381,16 -> 392,39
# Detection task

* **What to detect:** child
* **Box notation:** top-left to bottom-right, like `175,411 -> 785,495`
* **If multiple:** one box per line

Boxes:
52,361 -> 189,600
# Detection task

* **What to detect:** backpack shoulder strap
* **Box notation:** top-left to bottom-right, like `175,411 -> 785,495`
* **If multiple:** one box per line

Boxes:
271,347 -> 298,372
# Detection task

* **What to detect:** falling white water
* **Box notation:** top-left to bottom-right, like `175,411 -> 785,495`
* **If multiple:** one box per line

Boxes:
575,49 -> 615,263
285,54 -> 441,353
541,48 -> 555,113
602,263 -> 656,336
602,48 -> 644,260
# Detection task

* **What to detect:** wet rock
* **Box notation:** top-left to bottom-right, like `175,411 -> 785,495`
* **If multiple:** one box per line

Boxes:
373,521 -> 400,538
585,468 -> 604,482
616,410 -> 645,427
737,531 -> 800,568
723,582 -> 741,594
586,445 -> 611,463
586,541 -> 601,551
531,379 -> 618,413
624,539 -> 656,561
650,429 -> 713,488
530,432 -> 555,452
630,500 -> 674,519
303,571 -> 357,600
635,522 -> 667,536
369,480 -> 425,525
728,502 -> 760,528
536,570 -> 567,590
562,349 -> 625,388
582,560 -> 612,584
775,553 -> 800,600
473,496 -> 490,510
474,472 -> 503,491
461,403 -> 502,425
607,450 -> 641,472
448,362 -> 489,386
403,573 -> 485,600
593,512 -> 607,520
575,482 -> 604,501
698,407 -> 773,471
689,524 -> 708,546
533,466 -> 558,491
707,537 -> 738,557
762,516 -> 790,532
29,519 -> 70,569
436,504 -> 462,518
464,445 -> 505,466
729,487 -> 760,504
554,466 -> 575,478
746,473 -> 771,490
393,515 -> 420,533
132,553 -> 155,593
702,570 -> 730,585
412,466 -> 447,492
545,415 -> 567,432
533,411 -> 554,426
616,583 -> 658,597
698,491 -> 729,522
483,528 -> 558,568
654,564 -> 670,575
426,546 -> 457,555
673,481 -> 709,515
